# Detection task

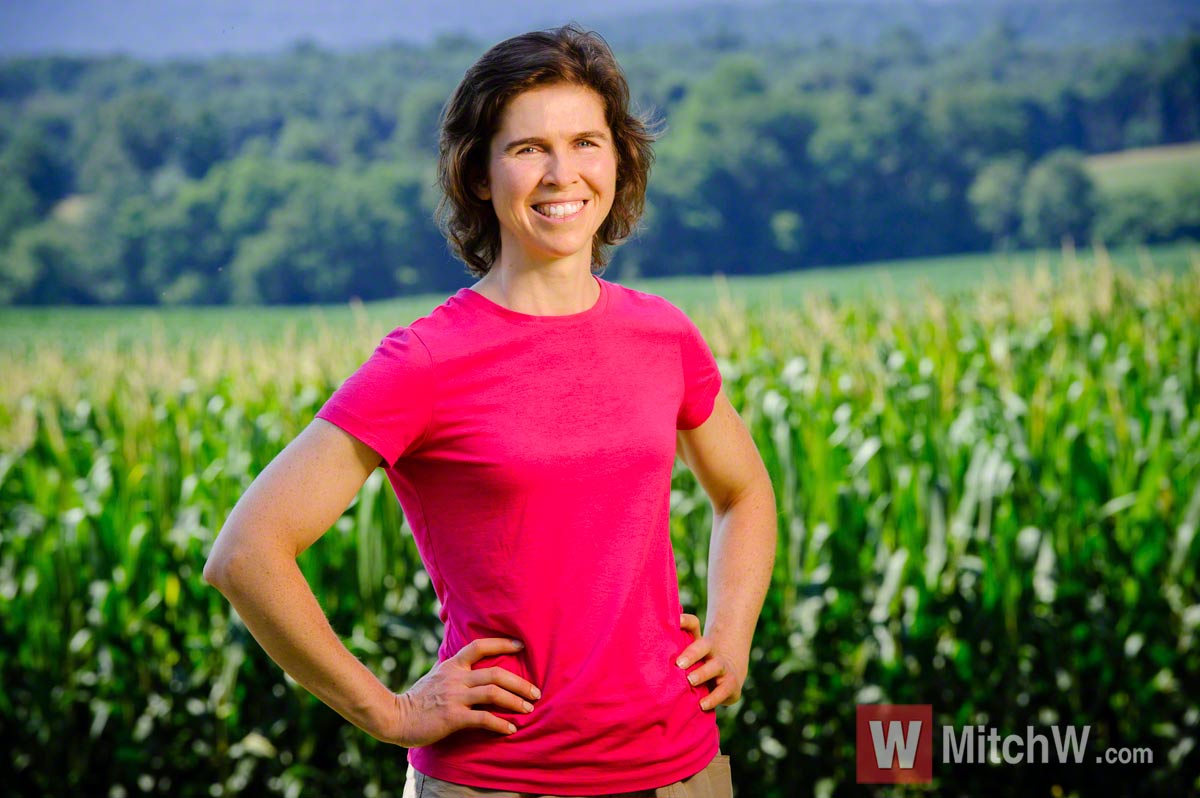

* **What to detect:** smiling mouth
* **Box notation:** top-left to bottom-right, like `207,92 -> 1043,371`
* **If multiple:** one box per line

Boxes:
532,200 -> 587,220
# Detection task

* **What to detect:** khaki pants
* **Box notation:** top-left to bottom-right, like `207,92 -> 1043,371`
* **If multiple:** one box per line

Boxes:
401,753 -> 733,798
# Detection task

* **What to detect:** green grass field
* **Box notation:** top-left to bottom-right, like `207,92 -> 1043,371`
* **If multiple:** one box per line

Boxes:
3,242 -> 1198,796
1086,141 -> 1200,194
1,241 -> 1195,354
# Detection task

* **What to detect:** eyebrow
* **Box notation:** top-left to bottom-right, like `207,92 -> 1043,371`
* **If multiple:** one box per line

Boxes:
502,130 -> 611,151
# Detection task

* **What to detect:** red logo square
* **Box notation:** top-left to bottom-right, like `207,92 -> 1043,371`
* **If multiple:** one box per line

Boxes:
856,704 -> 934,783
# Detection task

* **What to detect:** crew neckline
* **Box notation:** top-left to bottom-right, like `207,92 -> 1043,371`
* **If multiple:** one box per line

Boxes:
456,275 -> 609,325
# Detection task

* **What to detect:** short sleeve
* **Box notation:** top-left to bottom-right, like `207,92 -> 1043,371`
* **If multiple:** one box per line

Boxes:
315,326 -> 435,466
676,312 -> 722,430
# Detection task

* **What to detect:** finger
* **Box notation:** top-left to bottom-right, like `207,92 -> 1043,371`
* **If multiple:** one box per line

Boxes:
684,658 -> 726,687
455,637 -> 524,665
466,708 -> 519,736
465,684 -> 535,714
465,666 -> 542,700
699,679 -> 735,711
680,613 -> 701,637
675,638 -> 713,669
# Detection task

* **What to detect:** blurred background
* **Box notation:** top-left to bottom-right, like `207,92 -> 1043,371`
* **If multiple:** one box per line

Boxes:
1,0 -> 1198,302
1,1 -> 1197,797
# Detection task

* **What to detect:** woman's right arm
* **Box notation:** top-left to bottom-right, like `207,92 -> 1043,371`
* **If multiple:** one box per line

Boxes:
203,418 -> 400,739
202,419 -> 539,747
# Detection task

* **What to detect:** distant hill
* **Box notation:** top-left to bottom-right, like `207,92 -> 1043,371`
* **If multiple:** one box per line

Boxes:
606,0 -> 1200,50
2,0 -> 1198,60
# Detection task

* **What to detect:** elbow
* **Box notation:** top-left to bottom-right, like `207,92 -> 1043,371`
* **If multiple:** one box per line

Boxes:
203,547 -> 256,594
763,475 -> 778,512
203,527 -> 292,590
204,517 -> 231,588
202,553 -> 230,589
203,527 -> 244,589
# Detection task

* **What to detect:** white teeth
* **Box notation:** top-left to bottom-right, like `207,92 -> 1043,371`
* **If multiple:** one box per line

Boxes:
534,201 -> 584,218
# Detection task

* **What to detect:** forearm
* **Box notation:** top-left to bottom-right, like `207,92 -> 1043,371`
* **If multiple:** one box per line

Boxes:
205,544 -> 395,740
703,480 -> 777,678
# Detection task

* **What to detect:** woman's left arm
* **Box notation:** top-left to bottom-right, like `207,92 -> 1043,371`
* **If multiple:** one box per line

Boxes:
675,390 -> 778,710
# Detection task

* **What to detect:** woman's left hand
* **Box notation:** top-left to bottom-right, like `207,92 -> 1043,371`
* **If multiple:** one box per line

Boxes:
676,613 -> 744,711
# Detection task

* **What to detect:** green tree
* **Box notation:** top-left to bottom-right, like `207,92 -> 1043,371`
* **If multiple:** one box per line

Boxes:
927,86 -> 1031,171
1019,149 -> 1098,247
106,90 -> 179,173
228,165 -> 424,304
0,221 -> 88,304
74,127 -> 145,199
1158,36 -> 1200,142
0,121 -> 74,214
968,154 -> 1027,248
392,82 -> 451,157
139,156 -> 299,303
177,108 -> 227,178
274,118 -> 339,165
0,173 -> 39,249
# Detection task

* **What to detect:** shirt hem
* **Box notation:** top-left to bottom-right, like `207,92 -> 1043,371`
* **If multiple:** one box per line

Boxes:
408,735 -> 719,796
316,404 -> 397,466
677,376 -> 721,430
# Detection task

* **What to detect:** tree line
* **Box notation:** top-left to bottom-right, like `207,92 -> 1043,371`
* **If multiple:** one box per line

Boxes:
1,28 -> 1198,304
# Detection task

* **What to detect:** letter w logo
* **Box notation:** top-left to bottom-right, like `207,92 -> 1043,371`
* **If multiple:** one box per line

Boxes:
870,719 -> 922,768
856,705 -> 934,783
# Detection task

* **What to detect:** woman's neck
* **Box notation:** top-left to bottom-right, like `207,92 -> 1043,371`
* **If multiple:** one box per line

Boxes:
470,262 -> 599,316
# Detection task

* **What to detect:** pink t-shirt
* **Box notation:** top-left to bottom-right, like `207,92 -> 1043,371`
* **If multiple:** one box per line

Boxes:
315,275 -> 722,794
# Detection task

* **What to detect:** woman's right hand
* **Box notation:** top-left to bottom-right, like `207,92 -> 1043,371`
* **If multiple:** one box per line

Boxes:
381,637 -> 541,748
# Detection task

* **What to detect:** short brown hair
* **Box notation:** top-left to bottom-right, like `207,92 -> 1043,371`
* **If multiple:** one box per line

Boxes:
437,24 -> 657,276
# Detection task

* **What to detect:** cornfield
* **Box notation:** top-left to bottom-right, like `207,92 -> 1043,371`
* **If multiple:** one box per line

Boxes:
2,247 -> 1198,796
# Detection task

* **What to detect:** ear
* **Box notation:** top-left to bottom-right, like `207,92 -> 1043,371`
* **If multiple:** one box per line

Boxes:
474,179 -> 491,201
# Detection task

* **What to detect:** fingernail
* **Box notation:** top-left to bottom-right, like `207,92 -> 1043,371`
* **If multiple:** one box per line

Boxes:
508,723 -> 517,733
676,657 -> 687,668
700,699 -> 710,710
512,640 -> 524,649
522,701 -> 533,712
687,674 -> 698,686
531,687 -> 541,699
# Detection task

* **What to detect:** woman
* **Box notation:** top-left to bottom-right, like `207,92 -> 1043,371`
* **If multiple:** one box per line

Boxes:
203,24 -> 776,798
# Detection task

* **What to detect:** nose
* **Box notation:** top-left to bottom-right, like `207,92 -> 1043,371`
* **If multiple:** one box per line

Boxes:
541,151 -> 580,187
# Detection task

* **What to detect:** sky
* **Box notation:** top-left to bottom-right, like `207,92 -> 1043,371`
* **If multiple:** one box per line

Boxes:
0,0 -> 765,59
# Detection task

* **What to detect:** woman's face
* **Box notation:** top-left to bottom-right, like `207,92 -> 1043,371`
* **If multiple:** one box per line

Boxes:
479,82 -> 618,270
